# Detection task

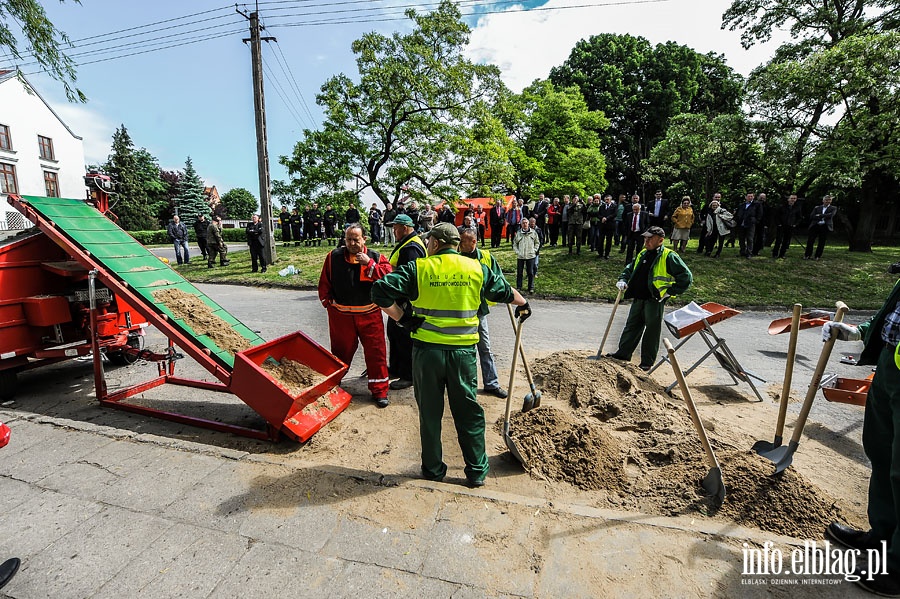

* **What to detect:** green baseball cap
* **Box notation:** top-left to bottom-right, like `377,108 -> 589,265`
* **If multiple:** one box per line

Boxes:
386,214 -> 415,226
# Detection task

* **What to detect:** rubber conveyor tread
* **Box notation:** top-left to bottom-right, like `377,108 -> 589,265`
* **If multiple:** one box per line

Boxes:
19,195 -> 264,368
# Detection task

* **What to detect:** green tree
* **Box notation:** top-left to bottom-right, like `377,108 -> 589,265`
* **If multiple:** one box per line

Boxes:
280,1 -> 513,208
643,113 -> 765,201
724,0 -> 900,250
220,187 -> 258,220
173,157 -> 209,225
103,125 -> 155,231
549,34 -> 743,195
0,0 -> 84,101
131,148 -> 169,226
503,80 -> 608,198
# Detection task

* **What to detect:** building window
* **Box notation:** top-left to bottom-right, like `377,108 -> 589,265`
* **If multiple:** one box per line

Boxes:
38,135 -> 54,160
0,125 -> 10,151
0,163 -> 18,194
44,171 -> 59,197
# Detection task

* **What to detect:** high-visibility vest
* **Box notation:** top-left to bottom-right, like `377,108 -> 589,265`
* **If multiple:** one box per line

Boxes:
632,247 -> 677,299
411,254 -> 483,346
478,249 -> 498,307
389,234 -> 425,267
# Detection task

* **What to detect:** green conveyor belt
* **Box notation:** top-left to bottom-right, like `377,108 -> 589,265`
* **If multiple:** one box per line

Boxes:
21,195 -> 264,368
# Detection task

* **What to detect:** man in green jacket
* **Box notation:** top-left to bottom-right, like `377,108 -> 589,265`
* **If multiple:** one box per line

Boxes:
607,226 -> 693,370
372,223 -> 530,487
822,278 -> 900,597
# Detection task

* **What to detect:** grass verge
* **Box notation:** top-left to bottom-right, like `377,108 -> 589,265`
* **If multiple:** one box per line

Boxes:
174,238 -> 898,311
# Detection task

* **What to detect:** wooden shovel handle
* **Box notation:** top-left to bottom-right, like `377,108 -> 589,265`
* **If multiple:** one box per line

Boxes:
503,317 -> 525,429
775,304 -> 803,438
507,304 -> 537,388
597,288 -> 625,357
665,338 -> 721,471
789,301 -> 849,444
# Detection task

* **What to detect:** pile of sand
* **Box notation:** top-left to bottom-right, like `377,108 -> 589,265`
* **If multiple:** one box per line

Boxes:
261,357 -> 327,397
151,288 -> 251,355
505,350 -> 852,539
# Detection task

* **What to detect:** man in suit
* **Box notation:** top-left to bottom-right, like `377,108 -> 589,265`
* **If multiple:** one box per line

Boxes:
597,194 -> 618,259
735,192 -> 763,258
489,201 -> 506,248
805,194 -> 837,260
623,202 -> 649,264
771,193 -> 803,259
649,190 -> 669,228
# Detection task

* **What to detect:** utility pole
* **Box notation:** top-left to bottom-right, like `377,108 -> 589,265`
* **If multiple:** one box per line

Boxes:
238,6 -> 276,264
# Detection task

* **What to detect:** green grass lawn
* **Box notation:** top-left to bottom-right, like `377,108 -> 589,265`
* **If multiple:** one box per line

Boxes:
174,238 -> 899,311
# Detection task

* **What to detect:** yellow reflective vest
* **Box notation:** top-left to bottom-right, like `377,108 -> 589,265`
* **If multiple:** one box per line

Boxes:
632,247 -> 678,299
389,234 -> 425,267
411,253 -> 483,346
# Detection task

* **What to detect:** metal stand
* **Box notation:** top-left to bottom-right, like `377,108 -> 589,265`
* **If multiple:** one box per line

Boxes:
648,303 -> 766,402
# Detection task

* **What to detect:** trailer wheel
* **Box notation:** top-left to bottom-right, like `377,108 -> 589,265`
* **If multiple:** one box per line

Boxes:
107,336 -> 144,366
0,370 -> 17,401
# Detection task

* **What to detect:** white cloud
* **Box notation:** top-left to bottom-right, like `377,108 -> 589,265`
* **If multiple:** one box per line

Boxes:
467,0 -> 786,93
49,101 -> 117,166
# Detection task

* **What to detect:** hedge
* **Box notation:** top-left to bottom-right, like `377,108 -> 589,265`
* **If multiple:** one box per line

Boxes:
128,228 -> 283,245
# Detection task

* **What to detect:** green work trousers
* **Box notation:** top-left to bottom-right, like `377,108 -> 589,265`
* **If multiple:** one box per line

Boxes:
863,344 -> 900,571
613,298 -> 665,368
412,343 -> 487,483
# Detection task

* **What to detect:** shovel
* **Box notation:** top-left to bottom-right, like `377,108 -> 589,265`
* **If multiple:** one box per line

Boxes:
753,303 -> 802,454
762,301 -> 849,474
664,338 -> 726,504
589,287 -> 624,360
502,316 -> 526,465
767,309 -> 832,335
506,304 -> 542,412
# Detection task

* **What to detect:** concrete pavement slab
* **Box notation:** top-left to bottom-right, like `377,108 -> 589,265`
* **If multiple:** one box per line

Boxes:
323,561 -> 468,599
0,423 -> 112,484
209,543 -> 343,598
0,489 -> 103,559
5,505 -> 171,599
92,525 -> 248,599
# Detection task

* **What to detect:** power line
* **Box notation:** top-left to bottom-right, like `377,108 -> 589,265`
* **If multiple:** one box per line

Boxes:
262,57 -> 309,130
271,40 -> 317,127
7,20 -> 246,70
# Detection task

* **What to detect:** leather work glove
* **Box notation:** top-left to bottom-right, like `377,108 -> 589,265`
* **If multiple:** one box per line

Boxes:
658,293 -> 671,303
616,280 -> 627,291
515,302 -> 532,323
822,321 -> 861,343
398,313 -> 425,333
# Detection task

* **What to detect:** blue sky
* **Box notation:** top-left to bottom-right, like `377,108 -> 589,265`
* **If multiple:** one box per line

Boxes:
4,0 -> 781,202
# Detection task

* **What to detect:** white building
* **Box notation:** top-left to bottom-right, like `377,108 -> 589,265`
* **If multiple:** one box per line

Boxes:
0,70 -> 86,229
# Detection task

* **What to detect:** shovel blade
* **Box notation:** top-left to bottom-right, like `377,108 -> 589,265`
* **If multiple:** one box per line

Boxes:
702,467 -> 726,504
522,394 -> 534,413
532,390 -> 542,409
760,441 -> 798,474
751,435 -> 783,455
504,432 -> 526,465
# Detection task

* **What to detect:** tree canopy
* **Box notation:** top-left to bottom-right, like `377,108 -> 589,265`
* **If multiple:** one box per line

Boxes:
502,80 -> 608,199
549,33 -> 743,196
173,157 -> 209,225
725,0 -> 900,250
280,0 -> 512,208
103,126 -> 155,231
0,0 -> 84,101
220,187 -> 258,220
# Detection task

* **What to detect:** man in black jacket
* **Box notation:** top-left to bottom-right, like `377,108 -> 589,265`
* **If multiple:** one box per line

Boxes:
384,213 -> 426,390
735,192 -> 763,258
771,194 -> 803,259
489,202 -> 506,248
279,206 -> 292,245
805,194 -> 837,260
246,214 -> 267,273
194,214 -> 209,259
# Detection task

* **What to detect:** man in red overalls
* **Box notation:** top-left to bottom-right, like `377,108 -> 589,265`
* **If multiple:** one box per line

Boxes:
318,224 -> 393,407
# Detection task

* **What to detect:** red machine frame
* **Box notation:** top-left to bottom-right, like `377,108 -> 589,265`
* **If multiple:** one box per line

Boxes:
4,185 -> 351,442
